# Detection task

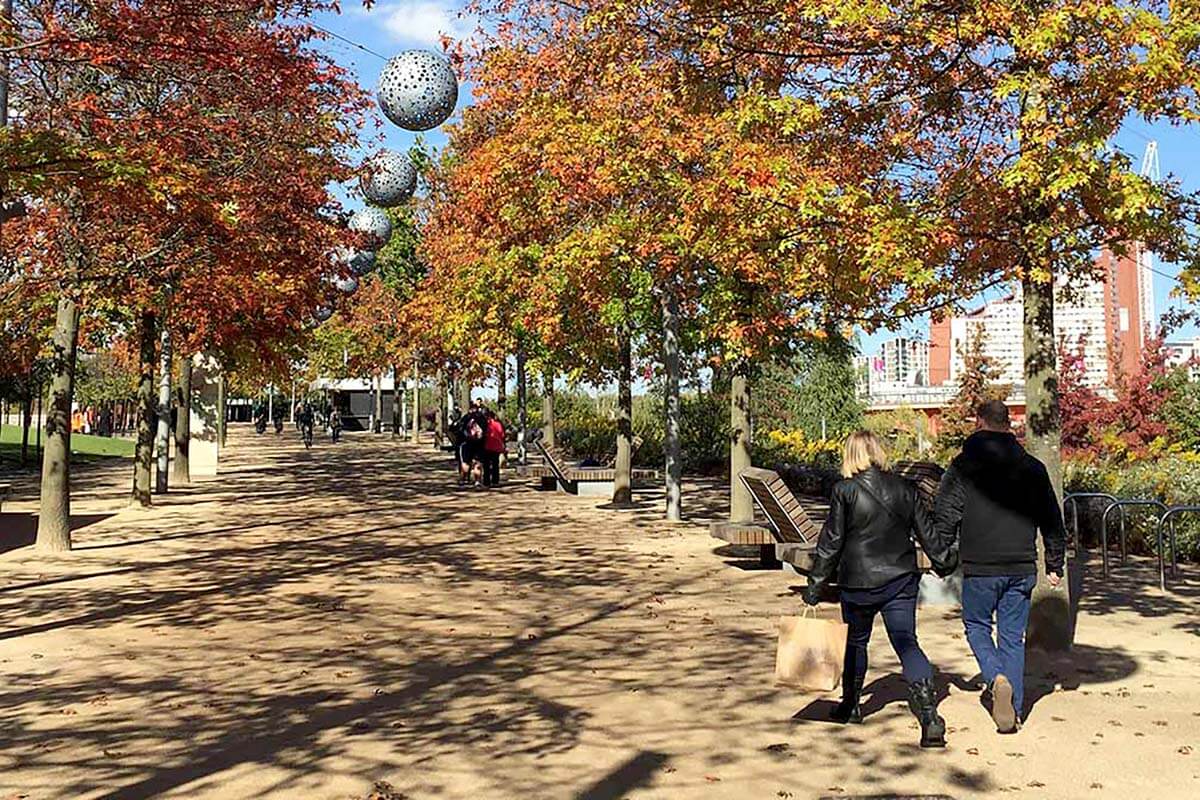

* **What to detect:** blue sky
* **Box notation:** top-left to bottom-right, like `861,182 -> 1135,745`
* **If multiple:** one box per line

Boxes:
313,2 -> 1200,352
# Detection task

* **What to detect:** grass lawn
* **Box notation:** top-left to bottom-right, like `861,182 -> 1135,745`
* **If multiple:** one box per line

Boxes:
0,424 -> 134,471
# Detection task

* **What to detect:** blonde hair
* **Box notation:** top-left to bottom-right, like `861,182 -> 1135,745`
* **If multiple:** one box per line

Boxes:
841,430 -> 889,478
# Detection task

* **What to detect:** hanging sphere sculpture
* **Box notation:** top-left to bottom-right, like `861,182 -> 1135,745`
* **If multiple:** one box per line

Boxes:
377,50 -> 458,132
348,207 -> 392,248
360,151 -> 417,207
314,306 -> 333,323
335,276 -> 359,295
350,250 -> 377,277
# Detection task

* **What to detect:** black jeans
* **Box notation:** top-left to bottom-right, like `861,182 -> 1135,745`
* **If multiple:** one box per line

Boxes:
482,452 -> 501,486
840,572 -> 933,697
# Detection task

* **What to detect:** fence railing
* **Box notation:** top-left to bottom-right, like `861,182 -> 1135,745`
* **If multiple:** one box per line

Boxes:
1064,493 -> 1118,553
1157,506 -> 1200,591
1064,492 -> 1194,590
1100,500 -> 1168,578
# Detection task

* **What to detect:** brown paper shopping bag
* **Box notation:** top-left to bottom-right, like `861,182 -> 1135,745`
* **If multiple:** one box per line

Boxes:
774,607 -> 849,691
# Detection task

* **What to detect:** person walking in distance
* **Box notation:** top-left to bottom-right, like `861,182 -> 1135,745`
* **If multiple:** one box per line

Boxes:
804,431 -> 958,748
934,400 -> 1066,734
482,409 -> 506,488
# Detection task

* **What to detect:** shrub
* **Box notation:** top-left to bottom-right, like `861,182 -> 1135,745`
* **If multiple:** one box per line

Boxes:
754,429 -> 843,472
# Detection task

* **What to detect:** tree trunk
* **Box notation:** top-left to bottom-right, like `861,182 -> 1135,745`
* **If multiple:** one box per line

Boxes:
392,365 -> 403,439
35,297 -> 79,551
730,363 -> 753,522
1022,271 -> 1072,651
516,348 -> 528,465
663,291 -> 682,521
131,311 -> 156,507
613,329 -> 634,506
34,382 -> 41,461
411,366 -> 420,442
457,375 -> 471,411
542,372 -> 556,448
434,368 -> 446,448
154,326 -> 172,494
217,374 -> 227,447
20,371 -> 31,466
497,358 -> 507,417
373,373 -> 383,433
172,356 -> 192,485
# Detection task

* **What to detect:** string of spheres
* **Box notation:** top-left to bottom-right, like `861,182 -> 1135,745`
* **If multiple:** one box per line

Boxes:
316,49 -> 459,321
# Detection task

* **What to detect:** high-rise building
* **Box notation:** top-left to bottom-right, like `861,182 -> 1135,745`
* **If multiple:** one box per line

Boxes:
857,337 -> 929,397
929,245 -> 1155,390
1165,338 -> 1200,380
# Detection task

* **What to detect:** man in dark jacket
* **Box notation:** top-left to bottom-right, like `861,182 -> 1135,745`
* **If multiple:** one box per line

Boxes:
935,399 -> 1065,734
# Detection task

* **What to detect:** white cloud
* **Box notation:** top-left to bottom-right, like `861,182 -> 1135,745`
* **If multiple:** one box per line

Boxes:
367,1 -> 475,48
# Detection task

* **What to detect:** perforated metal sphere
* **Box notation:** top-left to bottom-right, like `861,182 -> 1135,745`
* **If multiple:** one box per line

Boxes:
335,276 -> 359,294
350,250 -> 377,277
377,50 -> 458,132
314,306 -> 333,323
348,207 -> 392,247
360,151 -> 417,207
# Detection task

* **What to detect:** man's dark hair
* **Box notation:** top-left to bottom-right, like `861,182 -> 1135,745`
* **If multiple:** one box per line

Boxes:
976,399 -> 1010,429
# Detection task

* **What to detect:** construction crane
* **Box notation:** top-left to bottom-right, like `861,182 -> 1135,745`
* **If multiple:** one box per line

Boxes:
1136,141 -> 1160,335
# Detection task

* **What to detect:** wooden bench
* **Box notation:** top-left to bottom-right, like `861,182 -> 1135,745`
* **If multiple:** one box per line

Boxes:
711,467 -> 823,567
723,466 -> 936,573
734,467 -> 823,568
893,460 -> 945,511
532,441 -> 658,497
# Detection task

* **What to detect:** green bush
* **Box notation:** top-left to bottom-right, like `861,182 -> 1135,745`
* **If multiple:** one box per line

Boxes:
529,389 -> 730,473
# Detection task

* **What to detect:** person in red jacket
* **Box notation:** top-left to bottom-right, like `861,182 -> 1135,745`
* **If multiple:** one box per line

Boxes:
481,409 -> 506,488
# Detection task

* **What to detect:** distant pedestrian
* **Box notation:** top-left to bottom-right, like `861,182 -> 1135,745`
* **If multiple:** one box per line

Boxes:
482,409 -> 506,487
457,401 -> 487,486
935,400 -> 1066,734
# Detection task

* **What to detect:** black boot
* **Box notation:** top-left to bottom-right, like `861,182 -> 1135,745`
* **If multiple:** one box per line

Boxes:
830,695 -> 862,724
830,670 -> 863,724
907,679 -> 946,748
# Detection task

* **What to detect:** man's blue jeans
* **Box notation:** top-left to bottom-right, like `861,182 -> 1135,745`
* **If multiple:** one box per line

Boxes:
962,574 -> 1037,715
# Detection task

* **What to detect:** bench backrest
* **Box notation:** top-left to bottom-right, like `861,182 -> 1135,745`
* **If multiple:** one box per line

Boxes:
534,441 -> 571,483
600,434 -> 645,468
739,467 -> 821,543
892,460 -> 944,511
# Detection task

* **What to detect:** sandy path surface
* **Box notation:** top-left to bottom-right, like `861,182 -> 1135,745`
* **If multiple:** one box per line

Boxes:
1,427 -> 1197,800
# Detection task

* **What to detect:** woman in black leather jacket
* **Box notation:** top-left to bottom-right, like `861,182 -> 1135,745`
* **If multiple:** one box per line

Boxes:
803,430 -> 957,747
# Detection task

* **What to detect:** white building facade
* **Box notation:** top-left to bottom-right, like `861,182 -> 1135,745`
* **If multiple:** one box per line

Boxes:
947,279 -> 1110,389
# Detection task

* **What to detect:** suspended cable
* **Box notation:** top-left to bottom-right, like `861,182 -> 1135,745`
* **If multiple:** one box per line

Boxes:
310,22 -> 388,62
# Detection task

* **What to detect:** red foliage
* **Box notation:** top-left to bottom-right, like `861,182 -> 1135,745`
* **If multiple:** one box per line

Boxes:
1058,335 -> 1109,452
1059,332 -> 1174,459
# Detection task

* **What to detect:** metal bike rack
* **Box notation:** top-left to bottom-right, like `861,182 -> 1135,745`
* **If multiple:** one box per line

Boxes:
1100,500 -> 1168,578
1157,506 -> 1200,591
1063,493 -> 1118,563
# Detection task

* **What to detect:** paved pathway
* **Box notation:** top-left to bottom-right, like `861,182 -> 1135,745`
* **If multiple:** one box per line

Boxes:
0,427 -> 1197,799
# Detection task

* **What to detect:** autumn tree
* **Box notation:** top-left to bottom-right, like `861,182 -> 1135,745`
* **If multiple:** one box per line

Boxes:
5,0 -> 366,545
1057,335 -> 1106,453
938,325 -> 1012,455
